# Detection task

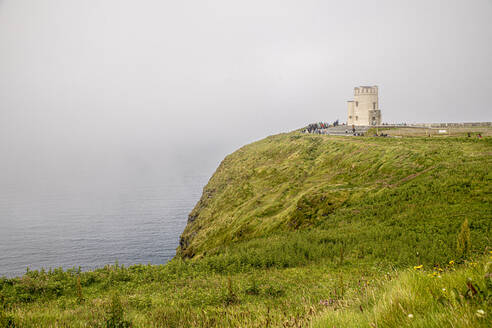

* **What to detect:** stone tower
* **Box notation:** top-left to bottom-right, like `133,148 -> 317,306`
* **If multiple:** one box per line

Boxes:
347,86 -> 381,126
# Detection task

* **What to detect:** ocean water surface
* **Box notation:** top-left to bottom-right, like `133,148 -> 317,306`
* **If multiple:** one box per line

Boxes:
0,149 -> 216,277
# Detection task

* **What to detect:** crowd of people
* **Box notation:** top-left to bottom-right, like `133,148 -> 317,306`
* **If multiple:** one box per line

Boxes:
304,120 -> 341,133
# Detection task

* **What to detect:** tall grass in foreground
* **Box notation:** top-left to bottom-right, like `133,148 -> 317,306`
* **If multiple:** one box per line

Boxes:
312,255 -> 492,328
2,255 -> 489,327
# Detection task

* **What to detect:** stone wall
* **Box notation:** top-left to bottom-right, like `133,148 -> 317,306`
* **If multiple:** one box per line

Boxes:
413,122 -> 491,128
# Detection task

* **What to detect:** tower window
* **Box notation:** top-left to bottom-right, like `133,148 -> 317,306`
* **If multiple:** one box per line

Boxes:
373,102 -> 376,109
349,115 -> 352,119
355,101 -> 358,107
356,116 -> 358,121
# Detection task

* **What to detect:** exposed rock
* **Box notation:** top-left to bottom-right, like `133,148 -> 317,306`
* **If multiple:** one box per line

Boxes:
187,214 -> 198,224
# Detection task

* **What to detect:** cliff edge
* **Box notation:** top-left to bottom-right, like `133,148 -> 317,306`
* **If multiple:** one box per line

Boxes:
177,132 -> 491,265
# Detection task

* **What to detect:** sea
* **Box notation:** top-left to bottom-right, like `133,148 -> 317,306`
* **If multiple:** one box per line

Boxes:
0,147 -> 219,277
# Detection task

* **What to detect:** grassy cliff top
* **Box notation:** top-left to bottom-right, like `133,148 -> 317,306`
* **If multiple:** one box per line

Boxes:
179,132 -> 491,267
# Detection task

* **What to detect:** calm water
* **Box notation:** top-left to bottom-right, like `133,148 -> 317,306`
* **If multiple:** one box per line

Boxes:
0,151 -> 215,277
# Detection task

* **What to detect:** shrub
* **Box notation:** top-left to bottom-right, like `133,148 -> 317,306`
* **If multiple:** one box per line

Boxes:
105,293 -> 131,328
76,276 -> 84,304
457,219 -> 471,259
0,307 -> 15,328
223,278 -> 239,305
244,277 -> 260,296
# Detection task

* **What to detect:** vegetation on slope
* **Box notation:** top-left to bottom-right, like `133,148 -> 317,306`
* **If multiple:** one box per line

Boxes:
0,132 -> 490,327
179,133 -> 490,267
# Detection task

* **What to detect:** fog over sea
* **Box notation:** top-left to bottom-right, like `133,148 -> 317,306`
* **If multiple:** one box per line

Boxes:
0,146 -> 221,277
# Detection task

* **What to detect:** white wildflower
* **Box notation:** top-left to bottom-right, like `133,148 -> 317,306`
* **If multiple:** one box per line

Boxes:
408,314 -> 414,319
476,309 -> 485,318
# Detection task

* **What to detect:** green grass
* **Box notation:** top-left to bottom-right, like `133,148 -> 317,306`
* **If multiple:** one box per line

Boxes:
179,133 -> 491,266
0,132 -> 491,327
312,255 -> 492,328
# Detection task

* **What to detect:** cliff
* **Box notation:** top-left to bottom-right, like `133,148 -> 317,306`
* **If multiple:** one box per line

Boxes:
178,132 -> 491,265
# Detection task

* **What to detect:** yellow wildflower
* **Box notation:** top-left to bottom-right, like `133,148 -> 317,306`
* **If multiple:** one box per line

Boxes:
449,260 -> 455,265
414,265 -> 423,270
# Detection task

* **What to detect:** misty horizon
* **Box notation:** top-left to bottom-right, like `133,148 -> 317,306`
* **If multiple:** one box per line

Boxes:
1,1 -> 491,152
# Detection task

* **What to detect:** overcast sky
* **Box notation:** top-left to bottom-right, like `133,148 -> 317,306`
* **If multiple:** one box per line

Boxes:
1,0 -> 491,160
